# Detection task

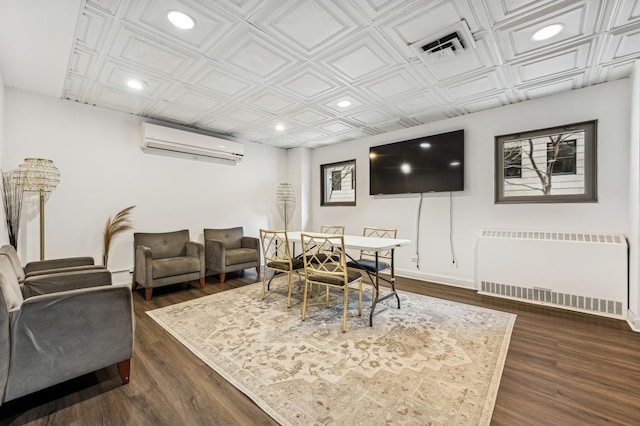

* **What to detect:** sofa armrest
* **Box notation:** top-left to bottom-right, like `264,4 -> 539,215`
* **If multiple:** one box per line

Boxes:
5,285 -> 134,402
134,245 -> 153,287
24,257 -> 96,275
241,236 -> 260,253
25,264 -> 107,280
186,241 -> 205,277
205,239 -> 225,273
21,269 -> 113,298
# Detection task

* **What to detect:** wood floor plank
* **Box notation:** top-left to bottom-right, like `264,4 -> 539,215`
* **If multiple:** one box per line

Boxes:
1,270 -> 639,425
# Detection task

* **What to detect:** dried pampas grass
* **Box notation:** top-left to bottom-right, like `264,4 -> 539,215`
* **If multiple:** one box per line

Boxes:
102,205 -> 135,267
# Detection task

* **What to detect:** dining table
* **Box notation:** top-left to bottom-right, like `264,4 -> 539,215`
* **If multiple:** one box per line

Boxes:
286,231 -> 411,326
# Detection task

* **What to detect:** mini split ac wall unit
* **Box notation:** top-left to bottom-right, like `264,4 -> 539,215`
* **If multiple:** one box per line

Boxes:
141,122 -> 244,165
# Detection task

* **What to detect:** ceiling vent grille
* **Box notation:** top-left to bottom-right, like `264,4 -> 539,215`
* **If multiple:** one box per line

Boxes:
410,20 -> 476,63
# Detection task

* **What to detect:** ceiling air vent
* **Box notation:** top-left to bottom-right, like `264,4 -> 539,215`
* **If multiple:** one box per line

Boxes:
410,20 -> 476,63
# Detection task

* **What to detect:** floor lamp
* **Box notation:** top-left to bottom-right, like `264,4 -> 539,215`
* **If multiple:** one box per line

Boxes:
16,158 -> 60,260
276,183 -> 295,230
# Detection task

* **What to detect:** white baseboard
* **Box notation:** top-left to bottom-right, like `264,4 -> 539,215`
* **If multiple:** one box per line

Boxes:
393,268 -> 475,290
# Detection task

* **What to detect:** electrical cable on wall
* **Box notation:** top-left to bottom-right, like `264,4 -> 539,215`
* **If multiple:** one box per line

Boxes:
416,193 -> 424,269
449,191 -> 456,264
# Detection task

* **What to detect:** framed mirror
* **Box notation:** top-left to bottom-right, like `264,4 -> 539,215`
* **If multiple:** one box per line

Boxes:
321,159 -> 356,206
495,120 -> 597,203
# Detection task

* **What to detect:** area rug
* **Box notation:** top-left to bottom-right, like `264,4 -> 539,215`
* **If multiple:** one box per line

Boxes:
147,279 -> 516,425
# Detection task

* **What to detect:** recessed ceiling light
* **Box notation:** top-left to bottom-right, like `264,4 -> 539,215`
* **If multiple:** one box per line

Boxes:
167,11 -> 195,29
337,100 -> 351,108
275,124 -> 285,131
126,79 -> 146,90
531,24 -> 564,41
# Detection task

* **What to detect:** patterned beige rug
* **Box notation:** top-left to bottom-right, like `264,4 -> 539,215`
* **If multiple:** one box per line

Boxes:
147,279 -> 515,425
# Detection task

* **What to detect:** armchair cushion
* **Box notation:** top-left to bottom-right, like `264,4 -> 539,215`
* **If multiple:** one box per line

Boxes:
225,248 -> 259,266
152,256 -> 201,279
134,230 -> 189,259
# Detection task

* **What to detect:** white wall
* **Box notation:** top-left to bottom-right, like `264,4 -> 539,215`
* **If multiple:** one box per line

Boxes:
629,60 -> 640,330
3,88 -> 288,283
311,80 -> 631,289
286,147 -> 311,231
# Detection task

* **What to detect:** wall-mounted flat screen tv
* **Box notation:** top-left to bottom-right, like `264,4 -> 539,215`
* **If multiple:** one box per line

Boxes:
369,129 -> 464,195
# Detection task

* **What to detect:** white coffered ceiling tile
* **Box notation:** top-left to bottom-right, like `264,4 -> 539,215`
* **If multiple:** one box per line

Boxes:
122,0 -> 236,53
318,29 -> 405,82
593,59 -> 636,82
291,128 -> 329,142
214,25 -> 303,81
196,116 -> 242,134
234,128 -> 273,143
411,108 -> 456,124
86,0 -> 122,15
390,90 -> 440,116
373,119 -> 411,133
319,119 -> 358,134
146,101 -> 202,124
63,76 -> 89,102
494,1 -> 603,61
350,0 -> 414,21
359,66 -> 424,101
482,0 -> 558,24
97,60 -> 172,96
600,23 -> 640,62
609,0 -> 640,29
458,92 -> 512,113
253,0 -> 366,56
441,70 -> 506,100
288,107 -> 335,125
108,27 -> 199,77
75,5 -> 113,52
213,0 -> 267,19
350,107 -> 394,126
276,65 -> 342,100
515,73 -> 586,100
165,88 -> 224,112
249,88 -> 298,114
191,65 -> 257,98
86,83 -> 149,114
218,105 -> 268,124
510,42 -> 592,84
263,134 -> 305,148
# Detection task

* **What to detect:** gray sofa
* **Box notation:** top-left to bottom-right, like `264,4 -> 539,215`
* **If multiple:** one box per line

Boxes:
204,227 -> 260,283
133,229 -> 205,300
0,244 -> 112,298
0,255 -> 133,405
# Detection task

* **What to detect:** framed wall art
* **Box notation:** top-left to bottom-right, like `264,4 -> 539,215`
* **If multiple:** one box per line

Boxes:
495,120 -> 597,203
321,160 -> 356,206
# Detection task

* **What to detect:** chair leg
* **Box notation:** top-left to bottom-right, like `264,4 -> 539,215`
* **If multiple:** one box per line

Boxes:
144,288 -> 153,301
117,359 -> 131,384
219,273 -> 226,283
286,272 -> 293,308
199,278 -> 205,289
358,281 -> 362,316
342,286 -> 348,333
131,281 -> 138,291
301,281 -> 309,321
261,271 -> 268,299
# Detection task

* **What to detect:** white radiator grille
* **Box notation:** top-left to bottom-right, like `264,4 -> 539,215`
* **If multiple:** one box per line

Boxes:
477,230 -> 627,319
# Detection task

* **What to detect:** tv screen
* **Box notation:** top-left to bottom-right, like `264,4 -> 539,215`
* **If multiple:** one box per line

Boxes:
369,129 -> 464,195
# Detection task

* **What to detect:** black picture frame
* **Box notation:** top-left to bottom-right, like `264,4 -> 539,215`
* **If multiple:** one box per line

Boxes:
321,160 -> 356,206
495,120 -> 597,203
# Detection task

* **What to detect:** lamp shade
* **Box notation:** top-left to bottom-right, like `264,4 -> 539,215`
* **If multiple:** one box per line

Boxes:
16,158 -> 60,193
276,183 -> 295,230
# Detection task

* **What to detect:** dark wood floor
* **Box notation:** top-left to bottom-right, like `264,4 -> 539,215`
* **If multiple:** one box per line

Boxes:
2,271 -> 640,425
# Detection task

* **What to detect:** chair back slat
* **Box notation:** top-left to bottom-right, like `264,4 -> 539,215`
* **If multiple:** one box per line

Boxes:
319,225 -> 345,235
301,233 -> 346,279
360,227 -> 397,261
260,229 -> 292,264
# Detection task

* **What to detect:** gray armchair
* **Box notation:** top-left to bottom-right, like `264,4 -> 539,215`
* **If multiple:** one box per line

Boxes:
0,256 -> 133,406
204,227 -> 260,283
133,229 -> 205,300
0,245 -> 112,298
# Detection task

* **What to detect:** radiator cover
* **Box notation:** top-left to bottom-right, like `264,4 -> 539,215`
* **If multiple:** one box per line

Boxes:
477,230 -> 628,318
